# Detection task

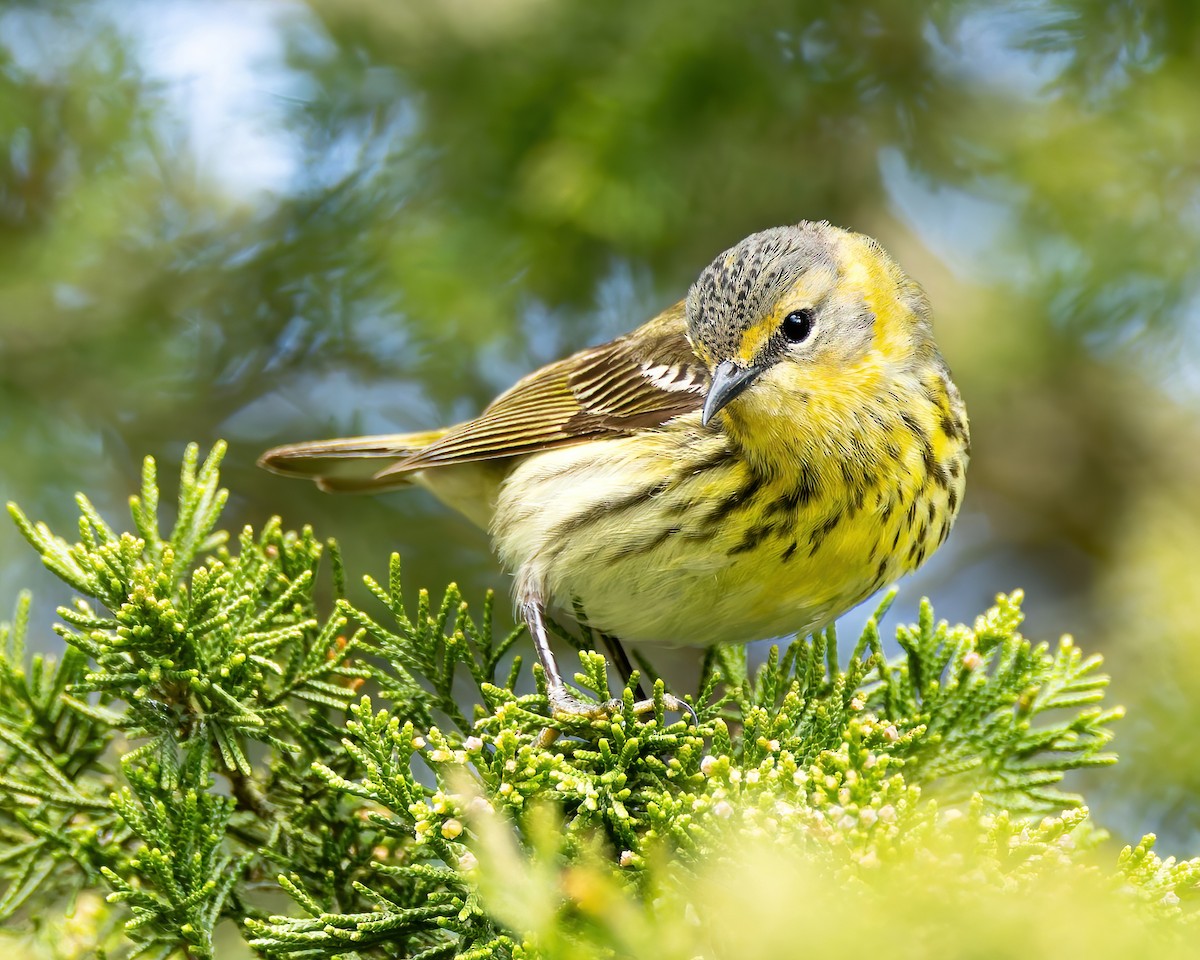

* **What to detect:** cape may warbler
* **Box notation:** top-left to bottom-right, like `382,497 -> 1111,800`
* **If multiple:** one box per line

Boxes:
261,222 -> 969,719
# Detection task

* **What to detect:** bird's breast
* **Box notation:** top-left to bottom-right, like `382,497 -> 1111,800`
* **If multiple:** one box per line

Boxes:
491,388 -> 966,647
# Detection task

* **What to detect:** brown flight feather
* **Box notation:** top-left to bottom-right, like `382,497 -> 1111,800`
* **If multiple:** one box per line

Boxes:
373,302 -> 707,478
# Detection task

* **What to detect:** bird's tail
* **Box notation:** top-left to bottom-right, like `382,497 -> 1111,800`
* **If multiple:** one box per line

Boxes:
257,430 -> 450,494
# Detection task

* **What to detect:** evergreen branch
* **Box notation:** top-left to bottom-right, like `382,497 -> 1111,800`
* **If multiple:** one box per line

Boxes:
4,443 -> 1198,959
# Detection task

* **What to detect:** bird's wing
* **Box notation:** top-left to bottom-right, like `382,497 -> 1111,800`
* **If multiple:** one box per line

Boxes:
377,301 -> 708,477
258,430 -> 450,492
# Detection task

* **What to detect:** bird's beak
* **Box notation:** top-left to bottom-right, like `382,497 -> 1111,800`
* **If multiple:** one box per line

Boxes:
702,360 -> 763,427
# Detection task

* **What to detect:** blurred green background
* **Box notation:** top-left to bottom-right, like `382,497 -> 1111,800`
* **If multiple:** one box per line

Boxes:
1,0 -> 1198,848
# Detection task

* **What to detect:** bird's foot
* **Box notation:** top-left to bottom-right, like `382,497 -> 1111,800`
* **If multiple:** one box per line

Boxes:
522,599 -> 697,746
536,685 -> 698,747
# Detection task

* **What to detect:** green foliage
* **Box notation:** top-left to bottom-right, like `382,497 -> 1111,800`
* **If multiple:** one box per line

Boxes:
0,589 -> 117,921
3,444 -> 376,957
0,444 -> 1197,959
7,0 -> 1200,851
103,744 -> 251,960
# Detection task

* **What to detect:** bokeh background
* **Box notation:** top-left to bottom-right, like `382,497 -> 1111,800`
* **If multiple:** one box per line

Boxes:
2,0 -> 1198,850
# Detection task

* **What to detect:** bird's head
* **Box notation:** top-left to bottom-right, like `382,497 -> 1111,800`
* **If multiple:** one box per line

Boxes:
685,221 -> 936,429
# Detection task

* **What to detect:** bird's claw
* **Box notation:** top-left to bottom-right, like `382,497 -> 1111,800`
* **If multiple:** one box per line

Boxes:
535,688 -> 698,746
632,692 -> 698,728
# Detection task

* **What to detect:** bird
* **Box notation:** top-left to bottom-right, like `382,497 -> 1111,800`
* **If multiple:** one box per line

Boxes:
260,221 -> 969,723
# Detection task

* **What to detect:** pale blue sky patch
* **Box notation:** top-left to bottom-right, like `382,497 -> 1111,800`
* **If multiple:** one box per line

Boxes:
121,0 -> 305,197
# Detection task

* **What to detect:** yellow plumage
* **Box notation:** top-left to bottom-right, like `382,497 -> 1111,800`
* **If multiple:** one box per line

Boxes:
261,221 -> 969,717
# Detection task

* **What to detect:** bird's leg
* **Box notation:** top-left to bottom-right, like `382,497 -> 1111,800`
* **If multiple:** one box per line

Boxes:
524,599 -> 605,719
523,599 -> 697,727
597,630 -> 647,701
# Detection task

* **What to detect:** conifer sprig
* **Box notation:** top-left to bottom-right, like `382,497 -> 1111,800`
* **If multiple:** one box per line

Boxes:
0,442 -> 1196,960
102,744 -> 252,960
344,554 -> 524,734
887,594 -> 1122,811
7,444 -> 368,763
3,444 -> 375,953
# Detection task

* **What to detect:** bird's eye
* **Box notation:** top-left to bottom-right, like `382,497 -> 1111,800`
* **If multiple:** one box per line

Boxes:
782,308 -> 815,343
